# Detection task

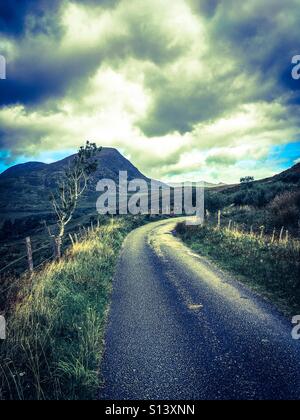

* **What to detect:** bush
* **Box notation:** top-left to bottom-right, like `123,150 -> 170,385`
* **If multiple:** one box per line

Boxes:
233,186 -> 268,208
268,191 -> 300,228
229,182 -> 293,209
205,191 -> 230,213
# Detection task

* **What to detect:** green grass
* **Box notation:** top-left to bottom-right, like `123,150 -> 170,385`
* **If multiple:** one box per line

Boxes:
176,222 -> 300,315
0,216 -> 147,400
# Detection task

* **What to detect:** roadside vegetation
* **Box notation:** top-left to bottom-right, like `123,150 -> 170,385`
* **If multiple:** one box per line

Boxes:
176,222 -> 300,315
0,216 -> 147,400
205,165 -> 300,237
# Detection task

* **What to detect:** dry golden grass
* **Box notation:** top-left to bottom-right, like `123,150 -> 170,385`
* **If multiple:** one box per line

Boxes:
177,222 -> 300,315
0,218 -> 140,400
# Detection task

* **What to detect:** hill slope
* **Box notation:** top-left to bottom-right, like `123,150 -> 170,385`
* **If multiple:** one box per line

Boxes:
205,162 -> 300,236
0,148 -> 149,214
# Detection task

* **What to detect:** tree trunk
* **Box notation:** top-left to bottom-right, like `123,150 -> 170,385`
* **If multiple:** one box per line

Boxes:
54,237 -> 62,260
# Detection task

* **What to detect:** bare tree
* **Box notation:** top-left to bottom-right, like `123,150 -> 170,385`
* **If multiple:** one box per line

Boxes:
47,141 -> 102,259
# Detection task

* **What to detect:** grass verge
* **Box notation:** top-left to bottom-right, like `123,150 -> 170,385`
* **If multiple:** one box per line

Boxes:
0,216 -> 146,400
176,222 -> 300,315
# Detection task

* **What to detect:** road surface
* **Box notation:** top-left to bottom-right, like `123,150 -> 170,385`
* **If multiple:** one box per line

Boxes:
99,218 -> 300,400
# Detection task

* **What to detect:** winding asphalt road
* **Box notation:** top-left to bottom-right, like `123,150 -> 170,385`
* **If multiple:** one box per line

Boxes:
99,218 -> 300,400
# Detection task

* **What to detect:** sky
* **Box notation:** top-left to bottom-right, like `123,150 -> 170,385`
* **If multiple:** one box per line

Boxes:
0,0 -> 300,183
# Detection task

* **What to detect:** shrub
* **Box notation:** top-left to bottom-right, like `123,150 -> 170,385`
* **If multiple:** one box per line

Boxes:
268,191 -> 300,228
205,191 -> 230,213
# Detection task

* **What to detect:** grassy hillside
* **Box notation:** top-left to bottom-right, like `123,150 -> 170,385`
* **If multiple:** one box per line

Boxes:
0,216 -> 147,400
205,163 -> 300,237
177,222 -> 300,315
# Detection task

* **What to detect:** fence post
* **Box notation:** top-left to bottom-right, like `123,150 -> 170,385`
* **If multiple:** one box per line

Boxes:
205,210 -> 210,224
285,230 -> 289,243
25,237 -> 34,274
271,228 -> 276,243
260,226 -> 265,239
228,220 -> 232,231
217,210 -> 221,229
279,226 -> 284,242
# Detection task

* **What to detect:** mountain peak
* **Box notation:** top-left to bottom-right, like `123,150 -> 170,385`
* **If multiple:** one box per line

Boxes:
0,147 -> 150,213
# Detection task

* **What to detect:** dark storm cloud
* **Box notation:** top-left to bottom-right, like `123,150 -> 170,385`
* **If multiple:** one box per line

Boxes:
0,0 -> 119,39
0,0 -> 189,108
0,0 -> 300,182
137,0 -> 300,136
0,0 -> 110,107
139,79 -> 227,136
0,44 -> 104,106
209,0 -> 300,93
188,0 -> 220,18
0,0 -> 62,37
0,124 -> 45,156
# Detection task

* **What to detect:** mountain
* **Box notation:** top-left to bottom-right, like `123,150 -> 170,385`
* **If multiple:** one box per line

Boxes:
168,181 -> 227,188
0,148 -> 150,215
1,148 -> 299,220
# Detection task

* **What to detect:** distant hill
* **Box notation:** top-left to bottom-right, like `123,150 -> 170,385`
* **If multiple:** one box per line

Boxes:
0,148 -> 150,215
216,162 -> 300,196
209,161 -> 300,217
202,161 -> 300,237
168,181 -> 227,189
1,148 -> 299,221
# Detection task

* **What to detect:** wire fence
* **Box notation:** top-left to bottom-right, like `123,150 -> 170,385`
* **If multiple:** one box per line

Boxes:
206,209 -> 300,249
0,218 -> 102,278
0,237 -> 57,312
0,240 -> 54,276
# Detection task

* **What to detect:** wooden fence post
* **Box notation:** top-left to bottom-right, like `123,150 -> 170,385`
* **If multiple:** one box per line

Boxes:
279,226 -> 284,242
285,230 -> 289,243
271,228 -> 276,243
25,237 -> 34,273
217,210 -> 221,229
228,220 -> 232,231
205,210 -> 210,224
